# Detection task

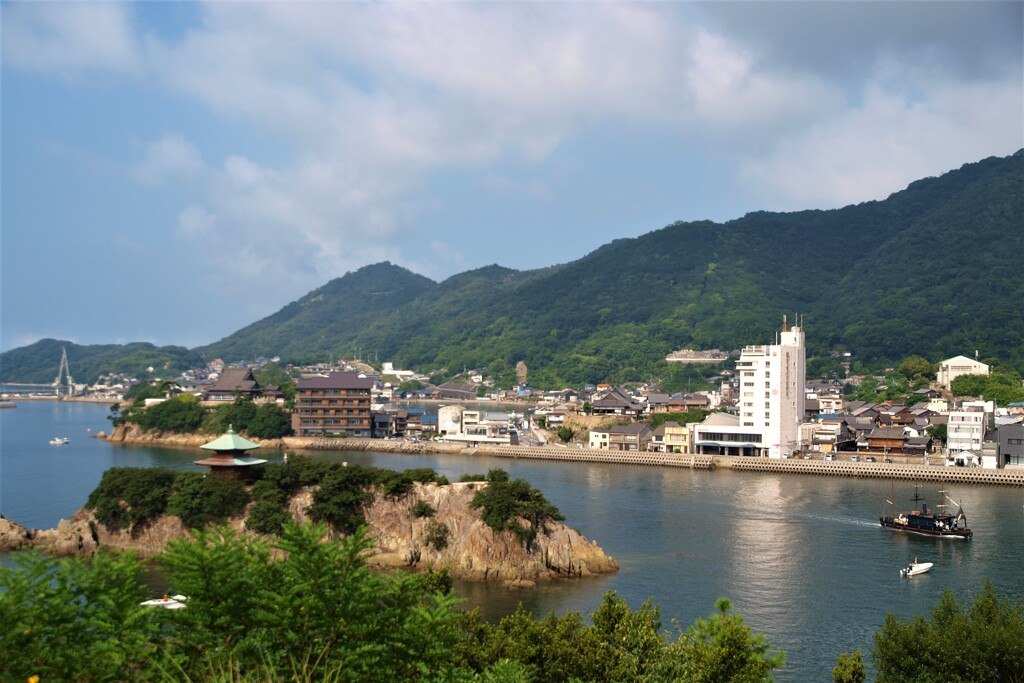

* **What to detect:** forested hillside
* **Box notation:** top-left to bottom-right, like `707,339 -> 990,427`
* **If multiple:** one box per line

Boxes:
3,151 -> 1021,386
0,339 -> 205,385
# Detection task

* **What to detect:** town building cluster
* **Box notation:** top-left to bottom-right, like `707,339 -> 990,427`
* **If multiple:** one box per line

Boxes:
41,325 -> 1023,470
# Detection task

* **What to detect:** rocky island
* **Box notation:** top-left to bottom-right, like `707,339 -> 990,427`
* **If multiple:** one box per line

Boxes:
0,467 -> 617,588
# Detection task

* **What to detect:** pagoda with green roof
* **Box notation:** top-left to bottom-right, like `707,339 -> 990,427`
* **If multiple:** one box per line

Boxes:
194,425 -> 267,480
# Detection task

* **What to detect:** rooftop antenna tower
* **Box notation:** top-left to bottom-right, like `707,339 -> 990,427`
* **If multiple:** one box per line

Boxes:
54,346 -> 74,399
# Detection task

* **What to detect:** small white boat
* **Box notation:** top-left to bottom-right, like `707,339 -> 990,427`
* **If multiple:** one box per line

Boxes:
140,594 -> 188,610
49,437 -> 70,445
900,558 -> 933,577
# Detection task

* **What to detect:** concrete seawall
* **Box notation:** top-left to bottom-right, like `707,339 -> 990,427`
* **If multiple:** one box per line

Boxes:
116,432 -> 1024,487
476,444 -> 1024,487
717,456 -> 1024,486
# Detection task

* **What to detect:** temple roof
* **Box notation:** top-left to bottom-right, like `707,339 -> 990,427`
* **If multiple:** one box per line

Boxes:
194,455 -> 268,467
200,425 -> 261,452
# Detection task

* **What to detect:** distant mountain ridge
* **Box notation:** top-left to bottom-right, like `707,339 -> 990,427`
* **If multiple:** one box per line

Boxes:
3,150 -> 1021,386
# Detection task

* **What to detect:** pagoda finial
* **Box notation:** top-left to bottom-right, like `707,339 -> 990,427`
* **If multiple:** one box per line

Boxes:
227,424 -> 235,434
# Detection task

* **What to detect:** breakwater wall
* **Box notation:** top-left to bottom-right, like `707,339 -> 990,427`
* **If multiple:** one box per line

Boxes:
718,457 -> 1024,486
116,431 -> 1024,487
284,440 -> 1024,486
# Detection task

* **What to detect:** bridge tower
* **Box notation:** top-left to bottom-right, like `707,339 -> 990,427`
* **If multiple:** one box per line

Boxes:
54,347 -> 74,399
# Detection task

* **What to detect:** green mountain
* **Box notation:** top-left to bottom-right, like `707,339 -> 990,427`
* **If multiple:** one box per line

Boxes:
192,261 -> 436,364
3,150 -> 1021,387
0,339 -> 205,385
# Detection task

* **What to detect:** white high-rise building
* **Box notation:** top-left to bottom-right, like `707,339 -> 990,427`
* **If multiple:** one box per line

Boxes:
694,323 -> 806,458
735,325 -> 806,458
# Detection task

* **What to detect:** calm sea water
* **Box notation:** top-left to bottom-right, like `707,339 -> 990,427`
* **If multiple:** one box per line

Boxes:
3,400 -> 1023,681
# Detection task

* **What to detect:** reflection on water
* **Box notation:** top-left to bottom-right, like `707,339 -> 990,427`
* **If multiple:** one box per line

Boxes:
3,401 -> 1024,682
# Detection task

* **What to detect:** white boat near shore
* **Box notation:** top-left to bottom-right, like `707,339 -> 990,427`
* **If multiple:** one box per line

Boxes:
140,594 -> 188,609
49,437 -> 70,445
900,558 -> 933,577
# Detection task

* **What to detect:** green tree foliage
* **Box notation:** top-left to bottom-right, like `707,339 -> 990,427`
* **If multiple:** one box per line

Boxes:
254,361 -> 296,401
248,402 -> 294,438
167,472 -> 251,529
925,423 -> 948,443
124,381 -> 165,405
134,393 -> 206,433
469,470 -> 566,547
897,356 -> 934,380
680,597 -> 786,683
307,464 -> 442,533
806,356 -> 847,380
951,373 -> 989,397
412,500 -> 436,518
397,378 -> 423,394
424,519 -> 450,550
204,397 -> 293,438
0,549 -> 161,682
86,467 -> 179,529
846,373 -> 913,404
833,649 -> 866,683
557,425 -> 575,442
952,370 -> 1024,405
871,579 -> 1024,682
156,522 -> 466,681
1,519 -> 792,683
245,456 -> 332,535
456,591 -> 785,683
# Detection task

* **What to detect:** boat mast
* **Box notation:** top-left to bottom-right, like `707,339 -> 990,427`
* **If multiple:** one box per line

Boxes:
912,484 -> 924,513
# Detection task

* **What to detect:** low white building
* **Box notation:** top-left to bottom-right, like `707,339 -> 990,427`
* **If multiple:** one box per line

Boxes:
938,355 -> 989,391
588,428 -> 611,450
437,405 -> 519,444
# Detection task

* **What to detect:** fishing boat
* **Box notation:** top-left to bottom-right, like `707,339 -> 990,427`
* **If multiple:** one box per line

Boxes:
880,485 -> 972,539
49,437 -> 70,445
900,557 -> 933,577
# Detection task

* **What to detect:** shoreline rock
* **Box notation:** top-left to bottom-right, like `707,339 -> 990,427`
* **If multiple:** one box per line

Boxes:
0,483 -> 618,587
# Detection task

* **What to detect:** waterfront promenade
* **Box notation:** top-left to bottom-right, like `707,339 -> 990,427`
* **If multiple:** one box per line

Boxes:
293,438 -> 1024,487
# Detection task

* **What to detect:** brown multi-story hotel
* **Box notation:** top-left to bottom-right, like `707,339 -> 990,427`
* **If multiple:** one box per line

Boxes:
291,372 -> 373,437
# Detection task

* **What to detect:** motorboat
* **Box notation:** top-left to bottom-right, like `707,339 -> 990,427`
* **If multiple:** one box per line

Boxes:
140,594 -> 188,609
900,558 -> 933,577
49,437 -> 70,445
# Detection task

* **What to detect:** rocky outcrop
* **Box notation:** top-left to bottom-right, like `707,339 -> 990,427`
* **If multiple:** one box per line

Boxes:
360,482 -> 618,585
0,483 -> 617,586
107,423 -> 288,449
0,515 -> 31,552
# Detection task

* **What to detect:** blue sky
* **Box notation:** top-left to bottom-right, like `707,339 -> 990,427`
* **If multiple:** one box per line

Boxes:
2,1 -> 1021,353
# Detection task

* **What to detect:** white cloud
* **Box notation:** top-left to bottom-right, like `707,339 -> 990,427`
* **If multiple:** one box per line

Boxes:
176,205 -> 217,239
684,29 -> 841,129
738,74 -> 1023,210
14,1 -> 1024,291
133,134 -> 205,186
2,2 -> 140,77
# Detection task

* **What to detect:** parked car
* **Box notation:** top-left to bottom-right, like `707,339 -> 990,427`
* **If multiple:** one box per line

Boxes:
824,454 -> 835,461
865,456 -> 876,462
884,457 -> 893,463
851,455 -> 860,462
